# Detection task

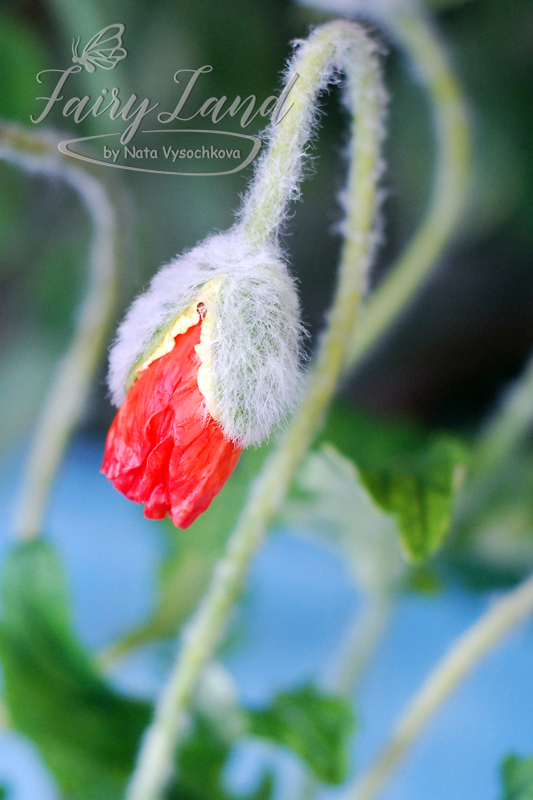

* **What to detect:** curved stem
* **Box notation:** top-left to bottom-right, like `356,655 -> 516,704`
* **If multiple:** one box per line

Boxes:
127,21 -> 385,800
472,352 -> 533,475
451,348 -> 533,537
240,21 -> 384,249
0,122 -> 119,540
326,593 -> 394,695
344,571 -> 533,800
345,7 -> 470,370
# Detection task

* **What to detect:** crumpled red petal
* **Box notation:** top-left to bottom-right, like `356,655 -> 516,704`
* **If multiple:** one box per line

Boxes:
101,320 -> 242,528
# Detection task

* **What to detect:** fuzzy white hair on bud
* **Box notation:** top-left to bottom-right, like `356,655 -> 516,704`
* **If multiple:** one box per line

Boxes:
107,231 -> 304,447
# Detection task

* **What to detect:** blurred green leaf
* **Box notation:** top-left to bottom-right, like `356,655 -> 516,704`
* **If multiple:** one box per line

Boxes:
321,404 -> 468,561
501,754 -> 533,800
284,443 -> 405,596
406,564 -> 443,595
178,713 -> 234,800
0,541 -> 275,800
248,683 -> 355,784
0,541 -> 151,800
177,713 -> 273,800
362,435 -> 466,561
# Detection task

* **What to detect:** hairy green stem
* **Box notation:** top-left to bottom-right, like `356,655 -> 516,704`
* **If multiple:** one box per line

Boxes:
344,571 -> 533,800
345,7 -> 469,370
127,21 -> 385,800
0,122 -> 119,540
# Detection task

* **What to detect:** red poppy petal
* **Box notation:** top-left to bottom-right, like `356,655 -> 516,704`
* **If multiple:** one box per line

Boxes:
102,323 -> 203,475
102,319 -> 242,528
136,435 -> 174,512
167,418 -> 241,527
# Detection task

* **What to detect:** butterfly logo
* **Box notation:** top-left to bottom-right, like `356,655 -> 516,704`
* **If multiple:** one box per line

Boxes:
71,23 -> 128,73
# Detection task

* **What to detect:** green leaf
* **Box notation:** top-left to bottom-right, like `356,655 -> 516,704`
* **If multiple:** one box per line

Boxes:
0,541 -> 273,800
175,713 -> 274,800
0,541 -> 151,800
177,713 -> 232,800
501,754 -> 533,800
283,443 -> 405,596
321,404 -> 468,561
362,435 -> 465,560
248,684 -> 355,784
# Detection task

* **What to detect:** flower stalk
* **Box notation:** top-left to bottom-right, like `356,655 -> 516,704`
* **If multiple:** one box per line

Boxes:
126,20 -> 385,800
344,569 -> 533,800
345,6 -> 470,370
0,122 -> 119,541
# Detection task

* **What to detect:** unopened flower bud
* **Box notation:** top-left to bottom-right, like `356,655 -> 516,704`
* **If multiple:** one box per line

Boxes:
102,231 -> 304,527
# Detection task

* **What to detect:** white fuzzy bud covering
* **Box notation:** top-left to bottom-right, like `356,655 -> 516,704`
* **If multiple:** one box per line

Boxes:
107,231 -> 304,447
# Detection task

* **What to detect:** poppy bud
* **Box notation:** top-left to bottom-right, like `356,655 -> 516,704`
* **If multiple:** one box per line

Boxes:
102,231 -> 304,527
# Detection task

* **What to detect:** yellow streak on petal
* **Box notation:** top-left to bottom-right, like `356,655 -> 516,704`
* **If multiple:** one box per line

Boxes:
195,305 -> 215,412
131,278 -> 222,422
135,305 -> 201,377
195,280 -> 220,421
